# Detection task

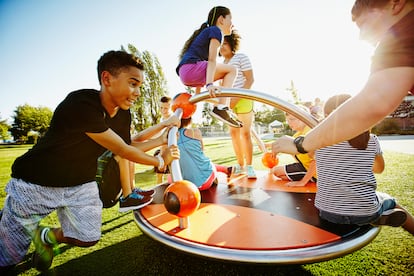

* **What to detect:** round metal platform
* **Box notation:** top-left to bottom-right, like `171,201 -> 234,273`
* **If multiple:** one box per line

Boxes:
133,89 -> 380,264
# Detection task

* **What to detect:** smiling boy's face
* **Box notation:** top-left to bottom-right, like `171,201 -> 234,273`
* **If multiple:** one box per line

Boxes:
106,66 -> 144,111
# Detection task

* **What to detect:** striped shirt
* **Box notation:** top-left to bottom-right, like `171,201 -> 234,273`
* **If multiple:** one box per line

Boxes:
226,53 -> 252,88
315,134 -> 382,216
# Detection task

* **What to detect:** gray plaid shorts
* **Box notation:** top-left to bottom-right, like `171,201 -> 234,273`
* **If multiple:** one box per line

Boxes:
0,178 -> 102,266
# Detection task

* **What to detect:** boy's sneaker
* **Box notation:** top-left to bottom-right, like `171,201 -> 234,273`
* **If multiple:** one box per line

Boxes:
209,106 -> 243,128
226,166 -> 233,178
119,193 -> 153,212
133,187 -> 156,197
32,226 -> 56,272
371,209 -> 407,227
246,165 -> 257,179
232,164 -> 244,176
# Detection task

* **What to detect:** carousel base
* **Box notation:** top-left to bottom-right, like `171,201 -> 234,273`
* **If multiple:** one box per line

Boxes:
133,171 -> 380,264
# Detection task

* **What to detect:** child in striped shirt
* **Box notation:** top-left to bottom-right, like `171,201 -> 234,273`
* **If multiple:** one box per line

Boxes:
315,94 -> 413,235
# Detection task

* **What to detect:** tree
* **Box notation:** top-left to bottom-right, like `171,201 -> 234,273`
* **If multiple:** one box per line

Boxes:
255,104 -> 286,125
122,44 -> 168,132
10,104 -> 52,143
0,118 -> 11,141
285,80 -> 301,104
201,102 -> 218,126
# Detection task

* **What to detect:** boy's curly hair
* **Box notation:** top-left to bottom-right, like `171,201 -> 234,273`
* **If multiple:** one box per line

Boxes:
97,50 -> 144,84
223,29 -> 242,53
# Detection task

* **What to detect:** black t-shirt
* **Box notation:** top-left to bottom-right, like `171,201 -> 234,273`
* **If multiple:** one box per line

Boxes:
371,9 -> 414,92
11,89 -> 131,187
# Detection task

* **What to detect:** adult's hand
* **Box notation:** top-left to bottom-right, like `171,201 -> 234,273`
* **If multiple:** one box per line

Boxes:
271,136 -> 298,156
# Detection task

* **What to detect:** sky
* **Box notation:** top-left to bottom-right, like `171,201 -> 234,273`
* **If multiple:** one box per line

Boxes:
0,0 -> 374,123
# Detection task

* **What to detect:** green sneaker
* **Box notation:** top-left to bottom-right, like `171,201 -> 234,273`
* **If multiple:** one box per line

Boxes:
32,227 -> 57,272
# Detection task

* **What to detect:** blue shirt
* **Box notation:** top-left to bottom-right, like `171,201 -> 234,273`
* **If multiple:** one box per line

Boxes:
177,128 -> 214,187
176,26 -> 222,74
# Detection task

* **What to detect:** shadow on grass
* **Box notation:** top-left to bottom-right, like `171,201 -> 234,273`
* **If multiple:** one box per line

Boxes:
49,235 -> 313,276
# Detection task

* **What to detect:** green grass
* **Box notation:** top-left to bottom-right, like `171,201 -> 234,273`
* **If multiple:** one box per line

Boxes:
1,140 -> 413,275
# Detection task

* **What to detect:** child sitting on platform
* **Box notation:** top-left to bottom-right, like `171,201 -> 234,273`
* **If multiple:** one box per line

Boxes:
314,94 -> 414,234
271,106 -> 317,187
177,117 -> 231,190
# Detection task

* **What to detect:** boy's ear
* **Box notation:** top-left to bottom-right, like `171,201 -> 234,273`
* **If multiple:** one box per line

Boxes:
101,71 -> 112,86
391,0 -> 406,15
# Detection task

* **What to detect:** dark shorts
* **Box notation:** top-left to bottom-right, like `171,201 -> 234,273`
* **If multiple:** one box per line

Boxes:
285,162 -> 316,182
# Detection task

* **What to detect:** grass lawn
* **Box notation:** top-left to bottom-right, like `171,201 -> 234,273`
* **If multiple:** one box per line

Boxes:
0,139 -> 413,275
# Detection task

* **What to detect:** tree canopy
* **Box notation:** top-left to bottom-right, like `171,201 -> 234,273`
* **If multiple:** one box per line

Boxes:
0,118 -> 11,141
123,44 -> 169,133
10,104 -> 52,143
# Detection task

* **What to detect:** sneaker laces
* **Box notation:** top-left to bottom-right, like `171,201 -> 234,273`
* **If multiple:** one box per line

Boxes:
127,192 -> 144,200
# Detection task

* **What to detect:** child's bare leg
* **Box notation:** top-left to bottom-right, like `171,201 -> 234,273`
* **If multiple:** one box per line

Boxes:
207,64 -> 241,127
230,127 -> 244,166
156,173 -> 164,184
271,165 -> 288,180
129,160 -> 135,190
215,64 -> 236,106
238,112 -> 254,165
396,204 -> 414,235
115,156 -> 132,197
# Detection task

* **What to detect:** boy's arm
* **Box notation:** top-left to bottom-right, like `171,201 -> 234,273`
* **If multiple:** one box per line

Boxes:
131,136 -> 164,152
132,115 -> 180,142
87,129 -> 179,168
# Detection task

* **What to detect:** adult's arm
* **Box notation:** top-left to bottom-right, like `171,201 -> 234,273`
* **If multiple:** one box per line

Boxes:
272,67 -> 414,155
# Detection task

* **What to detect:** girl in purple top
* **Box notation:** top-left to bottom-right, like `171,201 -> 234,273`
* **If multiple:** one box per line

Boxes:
177,6 -> 242,128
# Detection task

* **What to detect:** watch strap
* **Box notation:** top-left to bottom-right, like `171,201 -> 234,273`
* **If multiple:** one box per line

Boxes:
294,136 -> 308,154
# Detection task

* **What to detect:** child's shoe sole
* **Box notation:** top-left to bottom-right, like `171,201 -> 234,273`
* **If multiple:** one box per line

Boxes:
371,209 -> 407,227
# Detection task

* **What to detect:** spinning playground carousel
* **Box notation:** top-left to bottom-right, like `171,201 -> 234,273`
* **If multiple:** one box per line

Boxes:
133,89 -> 380,264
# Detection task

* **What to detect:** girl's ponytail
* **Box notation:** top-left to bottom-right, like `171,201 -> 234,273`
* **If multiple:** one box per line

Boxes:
179,6 -> 231,59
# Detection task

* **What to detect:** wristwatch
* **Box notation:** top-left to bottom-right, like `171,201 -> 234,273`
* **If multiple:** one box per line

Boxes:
293,136 -> 308,154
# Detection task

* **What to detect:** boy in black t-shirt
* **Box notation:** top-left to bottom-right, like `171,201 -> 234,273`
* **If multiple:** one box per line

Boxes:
0,50 -> 180,272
